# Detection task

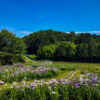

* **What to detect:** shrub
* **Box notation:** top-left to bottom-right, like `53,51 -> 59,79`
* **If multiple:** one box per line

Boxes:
55,41 -> 77,59
0,67 -> 59,82
37,44 -> 57,59
0,52 -> 24,65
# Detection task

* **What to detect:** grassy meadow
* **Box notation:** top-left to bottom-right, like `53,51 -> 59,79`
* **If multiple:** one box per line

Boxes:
0,56 -> 100,99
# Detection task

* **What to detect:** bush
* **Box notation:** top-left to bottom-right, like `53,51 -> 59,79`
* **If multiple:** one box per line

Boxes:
55,42 -> 77,59
0,67 -> 59,82
37,44 -> 57,59
26,54 -> 37,60
0,29 -> 26,55
0,52 -> 24,65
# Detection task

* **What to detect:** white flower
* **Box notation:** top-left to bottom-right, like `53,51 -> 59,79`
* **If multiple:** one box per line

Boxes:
13,82 -> 17,86
22,80 -> 26,86
5,69 -> 9,72
0,80 -> 4,85
52,91 -> 56,94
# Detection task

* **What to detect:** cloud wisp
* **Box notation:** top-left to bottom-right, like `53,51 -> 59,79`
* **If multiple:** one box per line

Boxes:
19,31 -> 31,35
90,31 -> 100,34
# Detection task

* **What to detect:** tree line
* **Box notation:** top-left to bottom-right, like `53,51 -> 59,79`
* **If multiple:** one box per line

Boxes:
23,30 -> 100,62
0,29 -> 100,64
0,29 -> 25,64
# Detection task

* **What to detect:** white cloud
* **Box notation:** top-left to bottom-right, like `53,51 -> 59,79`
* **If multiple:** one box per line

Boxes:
15,30 -> 32,37
0,25 -> 32,36
66,32 -> 89,34
19,31 -> 31,35
90,31 -> 100,34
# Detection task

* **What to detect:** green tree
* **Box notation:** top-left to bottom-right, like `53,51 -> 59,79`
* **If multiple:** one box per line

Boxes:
75,33 -> 92,44
23,30 -> 66,54
37,44 -> 57,59
55,42 -> 76,58
88,38 -> 98,57
0,29 -> 26,55
7,37 -> 26,54
76,43 -> 89,58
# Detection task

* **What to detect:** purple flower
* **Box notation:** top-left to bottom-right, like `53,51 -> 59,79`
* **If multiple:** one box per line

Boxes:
92,76 -> 97,81
30,83 -> 37,89
32,70 -> 35,72
49,79 -> 58,85
69,80 -> 72,84
58,79 -> 64,83
74,82 -> 80,88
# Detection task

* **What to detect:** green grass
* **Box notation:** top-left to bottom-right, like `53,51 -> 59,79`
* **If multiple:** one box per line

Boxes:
0,59 -> 100,100
20,58 -> 100,81
0,55 -> 100,99
0,59 -> 100,89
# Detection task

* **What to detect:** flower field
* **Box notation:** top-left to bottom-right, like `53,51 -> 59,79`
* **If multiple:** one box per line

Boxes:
0,61 -> 100,100
0,65 -> 59,83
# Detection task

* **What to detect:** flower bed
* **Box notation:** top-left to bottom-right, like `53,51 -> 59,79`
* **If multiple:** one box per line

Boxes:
0,66 -> 59,83
0,72 -> 100,100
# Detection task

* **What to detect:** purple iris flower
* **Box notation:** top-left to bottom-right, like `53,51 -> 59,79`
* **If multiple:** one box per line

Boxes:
75,82 -> 80,88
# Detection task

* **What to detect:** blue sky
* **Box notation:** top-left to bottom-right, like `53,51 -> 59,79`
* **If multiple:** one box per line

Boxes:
0,0 -> 100,37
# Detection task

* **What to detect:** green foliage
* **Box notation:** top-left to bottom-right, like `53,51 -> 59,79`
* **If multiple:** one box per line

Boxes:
0,84 -> 100,100
76,43 -> 89,58
0,52 -> 14,65
0,29 -> 100,62
0,52 -> 24,65
23,30 -> 66,54
88,38 -> 99,57
37,41 -> 77,59
8,37 -> 26,54
37,44 -> 57,59
0,29 -> 26,54
55,41 -> 76,58
0,29 -> 26,65
75,33 -> 92,44
26,54 -> 37,60
76,38 -> 99,58
23,30 -> 100,61
0,66 -> 59,83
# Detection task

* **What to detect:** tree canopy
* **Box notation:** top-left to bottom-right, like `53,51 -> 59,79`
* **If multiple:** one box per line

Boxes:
0,29 -> 26,54
0,29 -> 100,63
23,29 -> 100,62
0,29 -> 26,64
